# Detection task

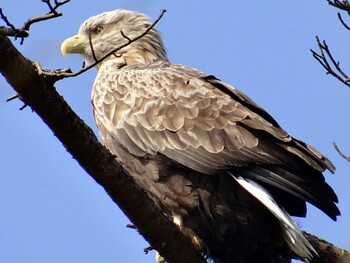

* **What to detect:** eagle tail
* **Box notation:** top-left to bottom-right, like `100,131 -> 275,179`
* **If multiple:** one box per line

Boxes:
231,175 -> 316,262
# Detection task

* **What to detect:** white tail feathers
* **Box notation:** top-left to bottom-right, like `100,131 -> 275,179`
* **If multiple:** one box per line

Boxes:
231,175 -> 316,262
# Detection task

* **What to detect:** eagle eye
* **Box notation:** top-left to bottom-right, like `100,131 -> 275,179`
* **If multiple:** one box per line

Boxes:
91,26 -> 103,35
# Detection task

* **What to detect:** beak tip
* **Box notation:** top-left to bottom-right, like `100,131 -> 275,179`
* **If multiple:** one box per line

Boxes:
61,49 -> 67,58
60,34 -> 87,57
60,41 -> 68,58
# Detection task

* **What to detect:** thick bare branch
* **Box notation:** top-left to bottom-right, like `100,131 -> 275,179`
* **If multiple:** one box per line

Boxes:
0,34 -> 205,263
304,231 -> 350,263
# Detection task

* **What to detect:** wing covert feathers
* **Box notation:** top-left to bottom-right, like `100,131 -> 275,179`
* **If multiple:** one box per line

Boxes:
93,61 -> 335,172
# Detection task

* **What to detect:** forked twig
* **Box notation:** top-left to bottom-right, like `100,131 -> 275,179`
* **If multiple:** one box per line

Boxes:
22,0 -> 70,31
41,9 -> 167,82
310,36 -> 350,88
0,0 -> 70,44
6,93 -> 27,110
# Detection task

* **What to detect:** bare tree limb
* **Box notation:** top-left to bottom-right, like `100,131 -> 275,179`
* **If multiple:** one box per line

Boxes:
0,0 -> 70,43
310,36 -> 350,88
304,231 -> 350,263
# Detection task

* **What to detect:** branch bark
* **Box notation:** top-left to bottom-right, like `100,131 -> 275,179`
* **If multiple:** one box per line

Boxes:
0,34 -> 205,263
304,232 -> 350,263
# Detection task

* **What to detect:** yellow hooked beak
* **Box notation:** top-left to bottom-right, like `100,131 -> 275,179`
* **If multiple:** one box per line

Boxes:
61,34 -> 89,57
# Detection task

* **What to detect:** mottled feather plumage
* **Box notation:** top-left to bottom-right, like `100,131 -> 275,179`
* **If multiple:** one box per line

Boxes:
61,9 -> 340,263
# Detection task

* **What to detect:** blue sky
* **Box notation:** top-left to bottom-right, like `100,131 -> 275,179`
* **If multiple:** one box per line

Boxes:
1,1 -> 349,262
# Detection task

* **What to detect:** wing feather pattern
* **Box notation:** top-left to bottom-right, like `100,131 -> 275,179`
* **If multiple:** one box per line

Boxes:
92,60 -> 339,219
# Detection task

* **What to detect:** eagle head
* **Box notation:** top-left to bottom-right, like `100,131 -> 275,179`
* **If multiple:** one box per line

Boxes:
61,9 -> 168,67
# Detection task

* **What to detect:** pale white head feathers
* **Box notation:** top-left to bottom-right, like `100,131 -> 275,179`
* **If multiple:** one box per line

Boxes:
61,9 -> 168,67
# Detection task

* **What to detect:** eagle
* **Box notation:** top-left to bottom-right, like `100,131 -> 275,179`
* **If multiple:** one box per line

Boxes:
61,9 -> 340,263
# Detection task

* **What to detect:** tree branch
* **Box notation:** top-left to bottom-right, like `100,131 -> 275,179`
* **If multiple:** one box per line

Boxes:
333,141 -> 350,163
304,232 -> 350,263
310,36 -> 350,88
0,34 -> 205,263
0,0 -> 70,43
337,12 -> 350,30
310,1 -> 350,87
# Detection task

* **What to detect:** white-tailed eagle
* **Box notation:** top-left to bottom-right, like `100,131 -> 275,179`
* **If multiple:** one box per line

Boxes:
61,9 -> 340,263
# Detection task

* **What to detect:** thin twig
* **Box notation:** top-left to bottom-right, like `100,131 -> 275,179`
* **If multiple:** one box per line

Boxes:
6,94 -> 20,102
42,9 -> 167,82
88,33 -> 98,63
0,8 -> 19,31
126,224 -> 136,229
120,30 -> 131,41
310,36 -> 350,88
0,8 -> 27,39
6,93 -> 27,110
19,103 -> 28,111
333,141 -> 350,162
144,246 -> 154,254
337,12 -> 350,30
42,0 -> 59,16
